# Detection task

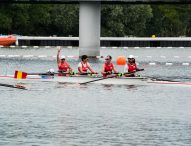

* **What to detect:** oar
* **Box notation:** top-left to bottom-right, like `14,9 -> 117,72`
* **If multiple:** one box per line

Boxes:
78,72 -> 98,75
148,76 -> 180,82
125,69 -> 144,74
0,83 -> 27,90
14,70 -> 76,77
23,71 -> 97,76
117,69 -> 144,77
80,74 -> 117,85
27,72 -> 74,75
79,70 -> 145,85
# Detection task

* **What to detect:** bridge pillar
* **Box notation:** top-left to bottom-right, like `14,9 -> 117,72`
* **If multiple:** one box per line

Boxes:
79,2 -> 100,57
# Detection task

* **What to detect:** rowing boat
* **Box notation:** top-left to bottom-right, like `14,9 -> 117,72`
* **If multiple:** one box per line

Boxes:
0,35 -> 16,46
1,74 -> 191,87
0,74 -> 148,85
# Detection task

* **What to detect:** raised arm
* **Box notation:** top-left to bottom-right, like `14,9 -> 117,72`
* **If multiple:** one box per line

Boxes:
57,47 -> 61,64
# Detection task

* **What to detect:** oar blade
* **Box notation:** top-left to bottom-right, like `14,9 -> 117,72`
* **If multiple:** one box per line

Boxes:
0,83 -> 27,90
14,70 -> 27,79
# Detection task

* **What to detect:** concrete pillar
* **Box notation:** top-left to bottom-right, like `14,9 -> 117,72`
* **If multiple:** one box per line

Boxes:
79,2 -> 101,57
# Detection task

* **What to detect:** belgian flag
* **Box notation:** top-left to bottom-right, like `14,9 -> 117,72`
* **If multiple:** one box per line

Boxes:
14,71 -> 27,79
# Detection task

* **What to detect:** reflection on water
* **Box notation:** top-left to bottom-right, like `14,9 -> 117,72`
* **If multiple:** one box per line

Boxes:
102,84 -> 140,91
0,80 -> 191,145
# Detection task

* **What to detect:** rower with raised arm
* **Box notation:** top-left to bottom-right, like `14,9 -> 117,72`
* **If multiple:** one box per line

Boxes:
101,55 -> 118,77
57,47 -> 73,76
124,55 -> 143,77
78,55 -> 97,74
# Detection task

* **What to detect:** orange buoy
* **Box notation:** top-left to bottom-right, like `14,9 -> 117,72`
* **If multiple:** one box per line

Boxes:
116,56 -> 126,65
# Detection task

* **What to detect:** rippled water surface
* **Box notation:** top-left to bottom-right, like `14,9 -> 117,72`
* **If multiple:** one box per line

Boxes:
0,47 -> 191,146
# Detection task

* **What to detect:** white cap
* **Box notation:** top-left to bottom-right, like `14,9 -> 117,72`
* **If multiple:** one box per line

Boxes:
61,55 -> 66,59
128,55 -> 134,59
48,68 -> 55,73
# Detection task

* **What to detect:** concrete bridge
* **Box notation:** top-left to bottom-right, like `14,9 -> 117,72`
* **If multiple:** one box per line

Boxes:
1,0 -> 190,57
1,0 -> 189,4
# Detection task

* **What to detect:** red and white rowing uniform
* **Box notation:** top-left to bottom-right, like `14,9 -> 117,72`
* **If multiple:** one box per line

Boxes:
58,62 -> 70,76
104,63 -> 114,72
78,62 -> 90,73
103,63 -> 114,77
58,62 -> 70,72
124,63 -> 137,72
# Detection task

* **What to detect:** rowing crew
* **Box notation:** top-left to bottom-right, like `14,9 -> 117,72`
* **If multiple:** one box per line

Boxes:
57,47 -> 143,77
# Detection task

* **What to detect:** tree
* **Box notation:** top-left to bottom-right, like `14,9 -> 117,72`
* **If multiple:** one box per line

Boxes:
10,4 -> 30,35
0,4 -> 12,34
146,5 -> 190,37
101,5 -> 153,37
122,5 -> 153,37
48,4 -> 79,36
102,5 -> 125,37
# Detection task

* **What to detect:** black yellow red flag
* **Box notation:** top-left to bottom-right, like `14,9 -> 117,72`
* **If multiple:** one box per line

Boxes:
14,71 -> 27,79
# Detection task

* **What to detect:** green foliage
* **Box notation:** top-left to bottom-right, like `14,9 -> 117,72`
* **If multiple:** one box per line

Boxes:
0,4 -> 190,37
101,5 -> 152,37
48,5 -> 79,36
0,4 -> 12,34
102,5 -> 125,37
122,5 -> 153,36
146,5 -> 191,37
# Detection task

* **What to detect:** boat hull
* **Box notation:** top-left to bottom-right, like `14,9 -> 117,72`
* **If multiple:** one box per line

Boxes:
0,35 -> 16,46
0,75 -> 148,85
1,75 -> 191,87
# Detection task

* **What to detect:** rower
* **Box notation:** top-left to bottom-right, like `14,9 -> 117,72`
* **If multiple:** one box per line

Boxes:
101,55 -> 118,77
124,55 -> 143,77
78,55 -> 97,74
57,47 -> 73,76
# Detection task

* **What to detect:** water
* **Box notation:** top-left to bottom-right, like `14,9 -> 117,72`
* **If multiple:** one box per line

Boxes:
0,47 -> 191,146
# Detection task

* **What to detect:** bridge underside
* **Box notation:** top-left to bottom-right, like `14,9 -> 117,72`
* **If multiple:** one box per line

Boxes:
0,0 -> 190,4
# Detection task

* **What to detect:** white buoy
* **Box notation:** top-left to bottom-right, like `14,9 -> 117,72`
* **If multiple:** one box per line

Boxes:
182,63 -> 189,66
38,55 -> 47,58
23,55 -> 34,58
146,56 -> 152,58
166,63 -> 173,66
149,63 -> 156,65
